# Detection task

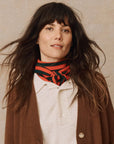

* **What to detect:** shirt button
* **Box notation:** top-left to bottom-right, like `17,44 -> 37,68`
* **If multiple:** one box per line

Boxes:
78,132 -> 85,138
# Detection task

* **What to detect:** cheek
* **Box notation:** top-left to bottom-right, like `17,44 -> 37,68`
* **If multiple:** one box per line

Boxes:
38,35 -> 50,53
37,31 -> 47,43
40,30 -> 52,40
39,36 -> 51,46
66,36 -> 72,48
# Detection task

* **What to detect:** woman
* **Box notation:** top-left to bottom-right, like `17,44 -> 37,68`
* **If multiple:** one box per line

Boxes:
1,2 -> 113,144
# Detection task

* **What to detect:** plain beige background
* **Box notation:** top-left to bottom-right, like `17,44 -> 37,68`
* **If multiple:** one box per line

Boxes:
0,0 -> 114,143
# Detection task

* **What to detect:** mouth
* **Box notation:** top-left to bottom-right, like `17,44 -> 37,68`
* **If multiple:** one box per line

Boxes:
51,44 -> 63,49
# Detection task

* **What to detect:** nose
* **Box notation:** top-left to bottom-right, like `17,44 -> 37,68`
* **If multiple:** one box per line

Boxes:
55,29 -> 63,41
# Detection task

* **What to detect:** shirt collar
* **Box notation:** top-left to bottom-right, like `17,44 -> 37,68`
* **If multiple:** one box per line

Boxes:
34,73 -> 77,93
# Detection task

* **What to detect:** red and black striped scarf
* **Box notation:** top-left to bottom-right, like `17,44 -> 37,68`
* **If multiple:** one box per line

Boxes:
34,59 -> 71,86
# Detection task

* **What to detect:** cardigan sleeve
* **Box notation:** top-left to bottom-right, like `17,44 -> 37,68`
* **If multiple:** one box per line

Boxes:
106,95 -> 114,144
98,91 -> 114,144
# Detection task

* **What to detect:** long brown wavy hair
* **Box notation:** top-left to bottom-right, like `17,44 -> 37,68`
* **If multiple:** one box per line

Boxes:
1,2 -> 109,111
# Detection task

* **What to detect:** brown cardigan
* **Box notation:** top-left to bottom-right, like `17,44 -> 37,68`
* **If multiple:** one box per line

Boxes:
5,85 -> 114,144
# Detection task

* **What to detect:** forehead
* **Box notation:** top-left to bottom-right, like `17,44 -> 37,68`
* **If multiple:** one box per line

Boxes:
47,20 -> 69,26
45,18 -> 70,27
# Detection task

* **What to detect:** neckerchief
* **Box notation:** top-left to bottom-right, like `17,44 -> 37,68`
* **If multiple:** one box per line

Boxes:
34,59 -> 70,86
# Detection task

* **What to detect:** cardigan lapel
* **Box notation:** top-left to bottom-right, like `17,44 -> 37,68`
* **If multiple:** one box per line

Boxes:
23,84 -> 43,143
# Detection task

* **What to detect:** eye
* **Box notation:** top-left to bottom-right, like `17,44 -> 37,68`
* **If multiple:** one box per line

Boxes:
62,29 -> 70,33
45,27 -> 53,31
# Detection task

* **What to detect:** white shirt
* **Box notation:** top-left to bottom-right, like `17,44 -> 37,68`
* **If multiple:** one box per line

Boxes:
34,73 -> 78,144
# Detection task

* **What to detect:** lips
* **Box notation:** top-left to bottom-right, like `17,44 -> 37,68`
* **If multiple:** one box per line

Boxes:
51,44 -> 63,48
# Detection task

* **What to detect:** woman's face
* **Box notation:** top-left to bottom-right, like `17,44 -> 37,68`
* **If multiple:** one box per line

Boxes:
37,20 -> 72,62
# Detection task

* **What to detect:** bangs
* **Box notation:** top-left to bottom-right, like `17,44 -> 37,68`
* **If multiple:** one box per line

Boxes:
37,2 -> 75,29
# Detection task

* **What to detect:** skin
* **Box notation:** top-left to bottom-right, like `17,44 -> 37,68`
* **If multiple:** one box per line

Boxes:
37,20 -> 72,62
